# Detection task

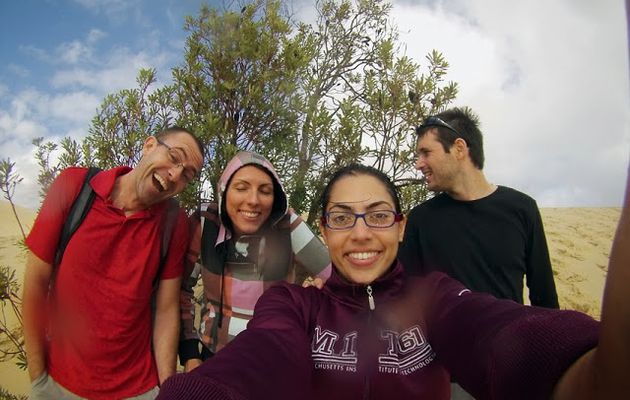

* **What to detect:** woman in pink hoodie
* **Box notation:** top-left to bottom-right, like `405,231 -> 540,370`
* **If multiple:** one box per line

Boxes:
178,151 -> 331,372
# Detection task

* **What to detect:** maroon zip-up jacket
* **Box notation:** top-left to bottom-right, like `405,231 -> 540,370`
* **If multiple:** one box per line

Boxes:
159,262 -> 598,400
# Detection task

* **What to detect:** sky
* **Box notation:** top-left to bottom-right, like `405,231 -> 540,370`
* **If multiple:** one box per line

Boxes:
1,0 -> 629,210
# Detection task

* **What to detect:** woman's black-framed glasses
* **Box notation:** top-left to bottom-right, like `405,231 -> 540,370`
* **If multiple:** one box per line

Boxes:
155,137 -> 198,183
321,210 -> 404,230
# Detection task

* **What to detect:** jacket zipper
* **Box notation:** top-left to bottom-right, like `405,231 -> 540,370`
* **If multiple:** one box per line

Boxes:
363,285 -> 375,399
366,285 -> 375,310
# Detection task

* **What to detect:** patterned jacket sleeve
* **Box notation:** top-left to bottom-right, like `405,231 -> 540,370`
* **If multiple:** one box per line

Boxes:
160,283 -> 314,400
178,209 -> 203,364
287,209 -> 331,280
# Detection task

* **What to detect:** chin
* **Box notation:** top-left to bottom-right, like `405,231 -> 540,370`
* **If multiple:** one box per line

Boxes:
236,224 -> 263,235
344,271 -> 377,285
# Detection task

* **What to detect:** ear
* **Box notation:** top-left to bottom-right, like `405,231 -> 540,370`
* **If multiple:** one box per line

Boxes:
453,138 -> 469,160
318,219 -> 328,245
142,136 -> 158,157
397,215 -> 407,242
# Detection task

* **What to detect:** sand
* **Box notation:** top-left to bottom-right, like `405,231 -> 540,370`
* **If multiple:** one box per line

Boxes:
538,207 -> 620,319
0,201 -> 35,396
0,201 -> 621,396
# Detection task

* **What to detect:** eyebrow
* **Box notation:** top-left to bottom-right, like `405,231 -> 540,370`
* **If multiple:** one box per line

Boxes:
170,145 -> 200,175
328,200 -> 393,211
232,179 -> 273,187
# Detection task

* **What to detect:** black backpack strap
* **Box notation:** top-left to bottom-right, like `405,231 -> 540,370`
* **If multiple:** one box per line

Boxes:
152,198 -> 180,291
54,167 -> 101,268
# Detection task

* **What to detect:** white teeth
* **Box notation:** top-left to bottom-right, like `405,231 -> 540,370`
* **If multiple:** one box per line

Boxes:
349,252 -> 378,260
154,173 -> 167,190
241,211 -> 260,218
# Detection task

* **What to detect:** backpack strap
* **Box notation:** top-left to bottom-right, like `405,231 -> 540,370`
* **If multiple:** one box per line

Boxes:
152,198 -> 180,291
52,166 -> 179,292
54,167 -> 102,268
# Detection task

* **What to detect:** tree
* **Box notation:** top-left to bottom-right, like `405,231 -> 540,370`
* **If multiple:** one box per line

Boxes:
0,3 -> 460,392
286,1 -> 458,221
28,0 -> 459,218
0,160 -> 28,374
0,265 -> 26,370
359,49 -> 458,212
0,159 -> 26,239
172,0 -> 307,203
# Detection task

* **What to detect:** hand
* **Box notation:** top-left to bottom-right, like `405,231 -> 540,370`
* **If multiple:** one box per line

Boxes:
302,277 -> 324,290
184,358 -> 203,372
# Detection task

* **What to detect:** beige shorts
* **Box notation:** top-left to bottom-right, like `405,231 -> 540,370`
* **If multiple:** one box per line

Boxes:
29,372 -> 159,400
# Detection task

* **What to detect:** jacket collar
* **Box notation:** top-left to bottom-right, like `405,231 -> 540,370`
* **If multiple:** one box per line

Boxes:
323,261 -> 406,309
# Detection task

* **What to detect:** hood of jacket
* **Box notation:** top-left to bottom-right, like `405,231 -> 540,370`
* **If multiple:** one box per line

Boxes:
217,151 -> 288,236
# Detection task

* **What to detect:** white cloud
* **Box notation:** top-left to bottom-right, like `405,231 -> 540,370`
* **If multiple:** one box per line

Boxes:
4,0 -> 629,210
0,86 -> 103,209
291,0 -> 630,205
57,40 -> 93,64
72,0 -> 152,28
0,95 -> 50,209
20,28 -> 103,66
72,0 -> 134,15
87,28 -> 107,44
50,47 -> 171,92
391,0 -> 630,206
7,64 -> 30,78
19,45 -> 51,63
50,92 -> 101,124
1,90 -> 50,147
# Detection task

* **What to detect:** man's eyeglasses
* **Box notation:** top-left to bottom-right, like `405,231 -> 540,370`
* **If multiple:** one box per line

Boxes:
155,138 -> 198,183
416,116 -> 460,138
321,210 -> 403,230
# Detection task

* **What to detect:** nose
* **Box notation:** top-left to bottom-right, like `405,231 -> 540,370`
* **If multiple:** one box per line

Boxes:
349,215 -> 372,240
168,164 -> 184,181
246,189 -> 260,205
414,155 -> 425,171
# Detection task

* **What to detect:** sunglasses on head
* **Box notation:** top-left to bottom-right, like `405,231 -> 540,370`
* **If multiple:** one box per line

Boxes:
416,116 -> 460,137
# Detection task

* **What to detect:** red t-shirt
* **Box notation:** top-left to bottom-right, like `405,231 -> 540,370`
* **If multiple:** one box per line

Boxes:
26,166 -> 189,399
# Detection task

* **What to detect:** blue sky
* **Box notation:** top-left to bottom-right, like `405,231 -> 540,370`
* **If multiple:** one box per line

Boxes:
1,1 -> 192,86
1,0 -> 630,210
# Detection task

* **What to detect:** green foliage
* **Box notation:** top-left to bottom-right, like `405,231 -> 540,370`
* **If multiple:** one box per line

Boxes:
0,160 -> 28,374
32,137 -> 59,202
0,265 -> 26,370
0,159 -> 26,239
0,386 -> 27,400
173,0 -> 305,204
86,68 -> 177,170
1,3 -> 460,384
26,0 -> 458,219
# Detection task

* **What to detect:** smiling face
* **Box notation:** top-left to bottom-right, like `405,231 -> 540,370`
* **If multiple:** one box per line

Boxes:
414,130 -> 460,193
319,173 -> 405,285
225,165 -> 275,237
133,131 -> 203,208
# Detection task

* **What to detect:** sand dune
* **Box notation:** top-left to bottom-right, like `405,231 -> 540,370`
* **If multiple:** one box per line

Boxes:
0,201 -> 35,396
539,207 -> 620,319
0,201 -> 621,395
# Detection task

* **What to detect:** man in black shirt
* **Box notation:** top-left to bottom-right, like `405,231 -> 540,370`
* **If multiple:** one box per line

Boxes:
398,108 -> 558,400
399,107 -> 558,307
399,107 -> 559,399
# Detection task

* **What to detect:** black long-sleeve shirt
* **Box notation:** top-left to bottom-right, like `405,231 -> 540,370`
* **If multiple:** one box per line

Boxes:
399,186 -> 559,308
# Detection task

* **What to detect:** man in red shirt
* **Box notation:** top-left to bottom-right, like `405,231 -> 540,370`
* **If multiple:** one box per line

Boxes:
22,127 -> 204,399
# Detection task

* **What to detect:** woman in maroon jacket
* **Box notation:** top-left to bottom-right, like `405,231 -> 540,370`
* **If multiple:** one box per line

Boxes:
159,163 -> 629,400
